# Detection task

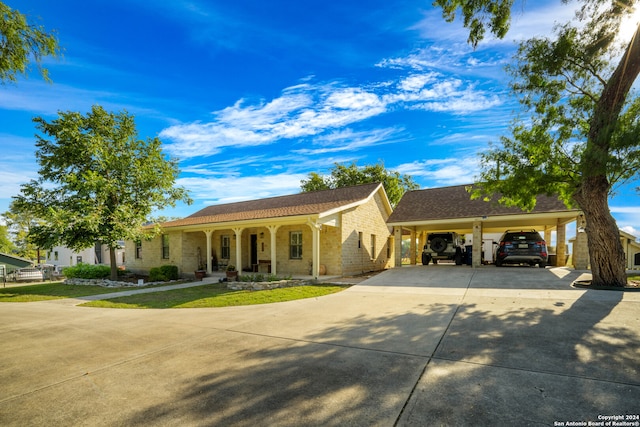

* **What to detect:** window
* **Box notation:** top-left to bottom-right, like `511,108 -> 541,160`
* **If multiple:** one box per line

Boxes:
290,231 -> 303,259
358,232 -> 363,249
221,235 -> 230,259
371,234 -> 376,258
387,237 -> 392,258
135,241 -> 142,259
54,251 -> 59,261
162,234 -> 170,259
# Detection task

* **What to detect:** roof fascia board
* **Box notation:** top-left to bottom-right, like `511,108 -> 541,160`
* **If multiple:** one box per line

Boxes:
388,210 -> 582,227
318,183 -> 389,218
162,214 -> 321,233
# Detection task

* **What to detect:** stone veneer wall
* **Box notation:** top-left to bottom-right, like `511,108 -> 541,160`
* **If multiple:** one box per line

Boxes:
340,191 -> 392,276
125,190 -> 391,278
275,224 -> 312,275
125,232 -> 187,276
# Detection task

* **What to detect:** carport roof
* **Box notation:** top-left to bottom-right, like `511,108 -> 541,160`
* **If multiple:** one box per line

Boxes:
388,185 -> 581,232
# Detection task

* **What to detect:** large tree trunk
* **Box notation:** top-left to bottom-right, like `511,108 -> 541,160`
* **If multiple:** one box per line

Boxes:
575,24 -> 640,288
574,176 -> 627,287
109,247 -> 118,281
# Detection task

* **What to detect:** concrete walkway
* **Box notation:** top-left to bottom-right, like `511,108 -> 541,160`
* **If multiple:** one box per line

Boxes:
0,266 -> 638,426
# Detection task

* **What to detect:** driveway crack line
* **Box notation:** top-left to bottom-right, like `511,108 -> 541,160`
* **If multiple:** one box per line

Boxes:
393,268 -> 477,426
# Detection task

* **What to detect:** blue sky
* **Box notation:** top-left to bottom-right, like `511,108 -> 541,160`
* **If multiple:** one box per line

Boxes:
2,0 -> 639,238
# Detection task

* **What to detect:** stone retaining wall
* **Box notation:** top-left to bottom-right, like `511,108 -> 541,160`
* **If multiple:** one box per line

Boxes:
64,278 -> 183,288
227,279 -> 311,291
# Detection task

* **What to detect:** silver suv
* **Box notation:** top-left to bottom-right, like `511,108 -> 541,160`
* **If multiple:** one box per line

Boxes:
422,232 -> 463,265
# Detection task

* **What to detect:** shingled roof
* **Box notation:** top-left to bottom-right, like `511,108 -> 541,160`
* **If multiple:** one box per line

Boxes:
161,182 -> 386,228
388,184 -> 575,224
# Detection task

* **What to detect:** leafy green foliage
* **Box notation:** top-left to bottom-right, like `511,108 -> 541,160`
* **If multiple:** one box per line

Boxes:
433,0 -> 514,47
300,161 -> 419,207
436,0 -> 639,287
62,264 -> 111,279
14,105 -> 192,280
0,2 -> 60,83
149,265 -> 180,282
1,201 -> 40,260
0,224 -> 15,254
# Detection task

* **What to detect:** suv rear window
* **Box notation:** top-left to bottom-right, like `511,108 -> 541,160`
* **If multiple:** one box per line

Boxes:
503,232 -> 543,241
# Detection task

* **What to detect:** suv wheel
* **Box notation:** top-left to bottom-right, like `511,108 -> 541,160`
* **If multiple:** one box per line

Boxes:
422,252 -> 431,265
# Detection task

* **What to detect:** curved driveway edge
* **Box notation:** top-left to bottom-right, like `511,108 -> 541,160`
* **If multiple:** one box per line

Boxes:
0,266 -> 638,426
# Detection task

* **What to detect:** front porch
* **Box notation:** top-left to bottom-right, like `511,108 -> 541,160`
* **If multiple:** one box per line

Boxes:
182,219 -> 340,279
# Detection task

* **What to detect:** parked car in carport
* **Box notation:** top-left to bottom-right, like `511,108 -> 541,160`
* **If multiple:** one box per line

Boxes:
494,230 -> 548,268
422,232 -> 464,265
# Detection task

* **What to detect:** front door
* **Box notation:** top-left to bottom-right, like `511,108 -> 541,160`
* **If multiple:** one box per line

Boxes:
250,234 -> 258,268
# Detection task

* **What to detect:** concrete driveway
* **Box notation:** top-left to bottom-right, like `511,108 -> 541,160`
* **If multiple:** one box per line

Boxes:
1,266 -> 638,426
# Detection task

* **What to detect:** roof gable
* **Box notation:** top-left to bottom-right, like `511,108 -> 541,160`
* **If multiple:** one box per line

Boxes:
388,184 -> 576,224
162,182 -> 386,228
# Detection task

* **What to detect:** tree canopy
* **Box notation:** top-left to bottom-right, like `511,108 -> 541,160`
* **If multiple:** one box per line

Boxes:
434,0 -> 640,287
14,105 -> 192,279
0,224 -> 15,254
300,162 -> 419,207
0,1 -> 61,83
1,200 -> 38,259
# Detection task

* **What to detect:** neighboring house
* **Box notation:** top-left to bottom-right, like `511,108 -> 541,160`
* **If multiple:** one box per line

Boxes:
125,183 -> 393,279
570,229 -> 640,270
0,253 -> 33,277
45,242 -> 125,269
621,230 -> 640,270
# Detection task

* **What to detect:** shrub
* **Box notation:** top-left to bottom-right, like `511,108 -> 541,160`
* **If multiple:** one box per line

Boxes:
149,265 -> 179,282
63,264 -> 111,279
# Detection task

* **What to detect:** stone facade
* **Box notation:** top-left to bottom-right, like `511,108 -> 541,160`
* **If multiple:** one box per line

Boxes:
125,185 -> 392,278
340,191 -> 392,276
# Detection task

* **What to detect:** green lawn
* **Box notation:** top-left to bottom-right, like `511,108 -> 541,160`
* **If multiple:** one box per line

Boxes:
0,282 -> 143,302
81,282 -> 350,309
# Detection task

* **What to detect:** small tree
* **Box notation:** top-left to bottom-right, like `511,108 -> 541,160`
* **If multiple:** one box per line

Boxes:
300,162 -> 419,207
0,224 -> 15,254
2,200 -> 39,260
14,105 -> 192,280
0,2 -> 60,84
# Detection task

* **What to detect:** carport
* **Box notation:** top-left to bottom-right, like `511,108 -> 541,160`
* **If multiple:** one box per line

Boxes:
387,185 -> 585,268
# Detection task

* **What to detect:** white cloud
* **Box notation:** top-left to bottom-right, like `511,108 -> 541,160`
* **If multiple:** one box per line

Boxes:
610,206 -> 640,214
396,157 -> 481,186
292,127 -> 407,155
177,173 -> 308,206
620,225 -> 639,239
161,72 -> 502,158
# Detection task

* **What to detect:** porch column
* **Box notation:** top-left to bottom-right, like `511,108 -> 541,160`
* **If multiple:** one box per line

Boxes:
543,226 -> 553,248
394,227 -> 403,268
308,219 -> 321,279
233,227 -> 243,271
267,225 -> 280,276
410,227 -> 417,265
204,229 -> 213,274
472,220 -> 483,268
574,215 -> 589,270
556,220 -> 567,267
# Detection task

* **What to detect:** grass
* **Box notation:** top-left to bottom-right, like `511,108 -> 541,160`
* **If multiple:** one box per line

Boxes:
0,282 -> 143,302
81,282 -> 350,309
